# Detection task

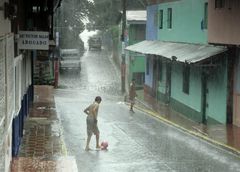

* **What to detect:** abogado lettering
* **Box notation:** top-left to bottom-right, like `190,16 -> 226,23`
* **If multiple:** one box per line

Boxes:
18,31 -> 49,50
22,40 -> 47,45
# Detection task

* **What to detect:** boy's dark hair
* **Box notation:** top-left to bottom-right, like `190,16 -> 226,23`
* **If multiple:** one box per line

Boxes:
95,96 -> 102,102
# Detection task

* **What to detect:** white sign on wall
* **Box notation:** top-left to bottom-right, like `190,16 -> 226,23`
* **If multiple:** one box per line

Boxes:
18,31 -> 49,50
56,32 -> 59,47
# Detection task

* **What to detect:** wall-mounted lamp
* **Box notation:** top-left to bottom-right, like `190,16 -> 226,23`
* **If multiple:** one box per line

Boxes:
171,56 -> 177,61
0,2 -> 17,20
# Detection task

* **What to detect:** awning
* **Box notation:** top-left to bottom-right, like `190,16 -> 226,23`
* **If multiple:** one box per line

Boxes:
125,40 -> 227,63
126,10 -> 146,24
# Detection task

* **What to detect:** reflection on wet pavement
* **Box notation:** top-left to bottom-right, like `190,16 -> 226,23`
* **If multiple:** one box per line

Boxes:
58,50 -> 122,97
55,49 -> 240,172
12,49 -> 240,172
142,92 -> 240,152
11,86 -> 77,172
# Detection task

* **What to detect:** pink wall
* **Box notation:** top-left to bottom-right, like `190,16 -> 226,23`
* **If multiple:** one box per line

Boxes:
208,0 -> 240,45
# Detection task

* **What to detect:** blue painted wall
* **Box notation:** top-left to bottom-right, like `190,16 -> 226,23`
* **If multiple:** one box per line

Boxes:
145,56 -> 154,88
145,5 -> 158,88
146,5 -> 158,40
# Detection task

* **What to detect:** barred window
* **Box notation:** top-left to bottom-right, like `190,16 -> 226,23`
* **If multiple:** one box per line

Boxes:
203,3 -> 208,29
159,10 -> 163,29
182,64 -> 190,94
215,0 -> 224,8
167,8 -> 172,29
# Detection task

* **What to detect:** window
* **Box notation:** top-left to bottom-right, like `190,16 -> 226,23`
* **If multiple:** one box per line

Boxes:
182,64 -> 190,94
158,59 -> 163,81
146,58 -> 150,75
32,6 -> 41,13
215,0 -> 224,8
167,8 -> 172,29
203,3 -> 208,29
159,10 -> 163,29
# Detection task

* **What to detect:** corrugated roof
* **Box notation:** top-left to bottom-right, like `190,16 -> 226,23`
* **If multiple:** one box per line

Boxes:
125,40 -> 227,63
126,10 -> 146,22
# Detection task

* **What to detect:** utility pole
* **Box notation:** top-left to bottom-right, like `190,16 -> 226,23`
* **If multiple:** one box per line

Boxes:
121,0 -> 126,93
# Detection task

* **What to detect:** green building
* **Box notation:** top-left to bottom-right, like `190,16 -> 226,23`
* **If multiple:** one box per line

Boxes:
125,10 -> 146,89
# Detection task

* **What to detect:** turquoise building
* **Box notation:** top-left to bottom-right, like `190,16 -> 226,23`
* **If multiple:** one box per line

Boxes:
126,0 -> 229,124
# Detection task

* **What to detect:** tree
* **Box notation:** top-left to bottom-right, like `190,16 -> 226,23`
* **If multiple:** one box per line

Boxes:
87,0 -> 147,32
58,0 -> 93,49
57,0 -> 148,49
87,0 -> 122,31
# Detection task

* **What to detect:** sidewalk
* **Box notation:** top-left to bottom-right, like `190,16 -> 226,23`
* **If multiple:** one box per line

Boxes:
11,85 -> 77,172
134,90 -> 240,155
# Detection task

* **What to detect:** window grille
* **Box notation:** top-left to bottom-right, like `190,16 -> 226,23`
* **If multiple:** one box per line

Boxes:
167,8 -> 172,29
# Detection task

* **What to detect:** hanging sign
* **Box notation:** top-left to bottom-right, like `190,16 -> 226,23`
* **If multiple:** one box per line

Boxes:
18,31 -> 49,50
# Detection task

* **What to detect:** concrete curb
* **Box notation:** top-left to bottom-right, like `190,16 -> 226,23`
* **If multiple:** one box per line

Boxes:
125,101 -> 240,157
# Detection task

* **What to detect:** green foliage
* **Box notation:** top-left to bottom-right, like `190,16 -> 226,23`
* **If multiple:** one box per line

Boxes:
87,0 -> 147,32
87,0 -> 122,31
58,0 -> 92,49
56,0 -> 148,49
110,26 -> 120,42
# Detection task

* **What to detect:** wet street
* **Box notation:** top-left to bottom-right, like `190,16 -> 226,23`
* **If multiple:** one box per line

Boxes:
55,48 -> 240,172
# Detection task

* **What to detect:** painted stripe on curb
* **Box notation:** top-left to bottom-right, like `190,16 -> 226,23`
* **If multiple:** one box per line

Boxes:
59,125 -> 68,156
61,138 -> 68,156
125,102 -> 240,156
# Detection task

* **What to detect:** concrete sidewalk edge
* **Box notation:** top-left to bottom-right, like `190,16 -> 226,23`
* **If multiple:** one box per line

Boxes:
125,101 -> 240,157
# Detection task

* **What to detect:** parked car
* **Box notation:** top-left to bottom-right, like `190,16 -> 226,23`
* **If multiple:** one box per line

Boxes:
60,49 -> 81,73
88,36 -> 102,50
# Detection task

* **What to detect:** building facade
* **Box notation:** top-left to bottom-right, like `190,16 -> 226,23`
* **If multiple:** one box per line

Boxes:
0,0 -> 61,171
126,0 -> 230,125
125,10 -> 146,89
0,1 -> 15,170
208,0 -> 240,126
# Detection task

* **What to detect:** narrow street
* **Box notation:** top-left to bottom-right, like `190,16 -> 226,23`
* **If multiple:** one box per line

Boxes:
2,1 -> 240,172
54,48 -> 240,172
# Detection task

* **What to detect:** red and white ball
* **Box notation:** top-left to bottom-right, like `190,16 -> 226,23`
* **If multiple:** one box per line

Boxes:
101,141 -> 108,150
